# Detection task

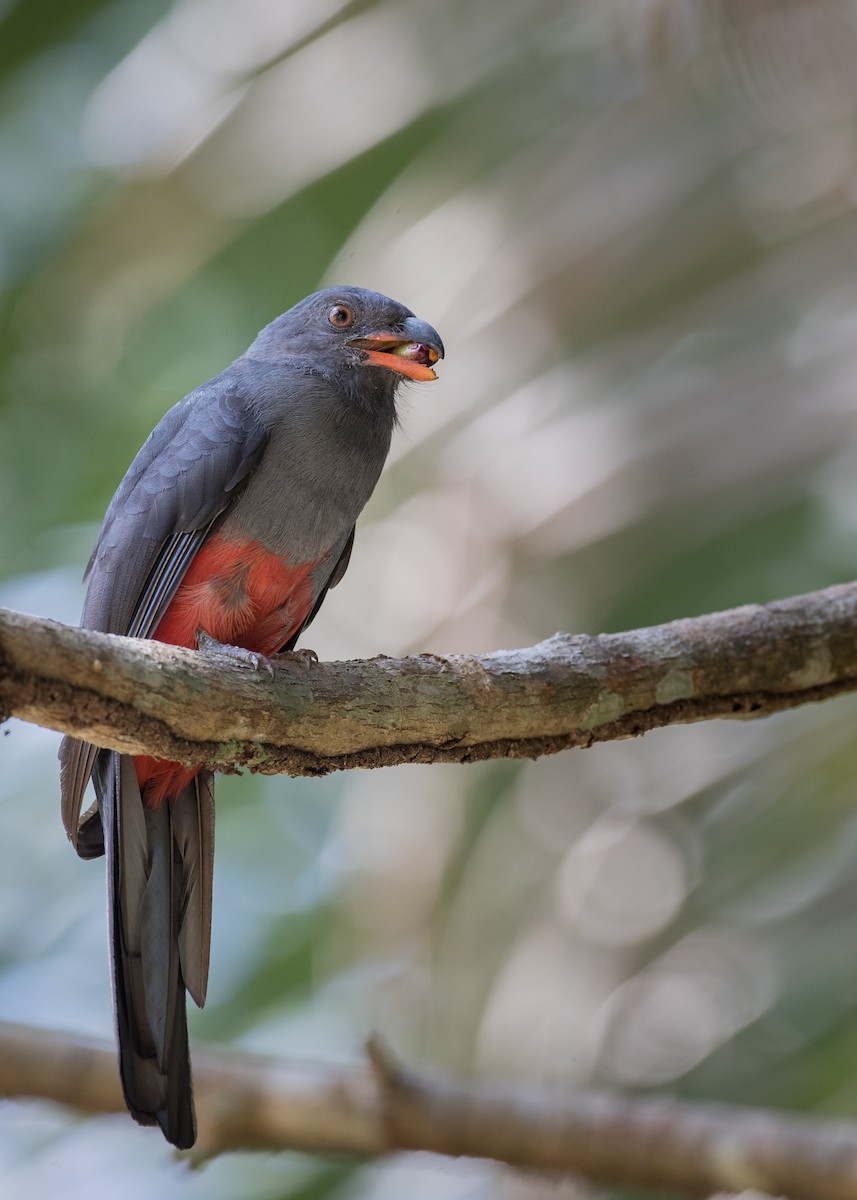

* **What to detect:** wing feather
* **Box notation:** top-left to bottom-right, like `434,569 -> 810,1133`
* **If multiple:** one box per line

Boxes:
59,373 -> 268,848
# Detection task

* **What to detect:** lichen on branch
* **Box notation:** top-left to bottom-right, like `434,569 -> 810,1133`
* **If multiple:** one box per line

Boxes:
1,581 -> 856,776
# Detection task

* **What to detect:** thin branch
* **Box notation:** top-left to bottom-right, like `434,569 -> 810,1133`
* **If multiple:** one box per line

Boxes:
1,1020 -> 856,1197
2,582 -> 857,776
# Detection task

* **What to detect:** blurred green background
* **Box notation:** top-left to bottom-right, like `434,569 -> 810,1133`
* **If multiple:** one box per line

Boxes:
3,1 -> 857,1196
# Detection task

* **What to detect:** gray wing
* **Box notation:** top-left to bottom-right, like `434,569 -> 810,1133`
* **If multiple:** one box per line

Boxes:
59,372 -> 269,846
82,372 -> 269,635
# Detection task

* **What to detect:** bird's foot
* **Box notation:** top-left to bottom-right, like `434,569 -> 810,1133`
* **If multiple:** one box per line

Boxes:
197,630 -> 275,677
274,647 -> 319,668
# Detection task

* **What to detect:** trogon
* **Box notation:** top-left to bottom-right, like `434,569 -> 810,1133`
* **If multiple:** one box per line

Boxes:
59,287 -> 443,1148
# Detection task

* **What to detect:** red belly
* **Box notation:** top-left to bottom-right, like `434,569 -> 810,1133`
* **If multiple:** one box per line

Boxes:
135,532 -> 321,806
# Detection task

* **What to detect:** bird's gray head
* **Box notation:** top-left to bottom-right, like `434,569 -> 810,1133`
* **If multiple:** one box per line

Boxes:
246,286 -> 444,401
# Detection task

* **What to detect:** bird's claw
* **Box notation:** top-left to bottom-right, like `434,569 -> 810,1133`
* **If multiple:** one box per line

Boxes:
196,630 -> 275,677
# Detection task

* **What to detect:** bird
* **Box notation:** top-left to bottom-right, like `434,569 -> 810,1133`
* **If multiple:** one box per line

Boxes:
58,286 -> 443,1149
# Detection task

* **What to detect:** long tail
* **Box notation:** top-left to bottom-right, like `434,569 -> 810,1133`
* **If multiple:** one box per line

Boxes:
95,752 -> 214,1149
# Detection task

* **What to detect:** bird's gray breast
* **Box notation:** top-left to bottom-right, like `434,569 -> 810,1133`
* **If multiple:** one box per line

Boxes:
219,381 -> 394,563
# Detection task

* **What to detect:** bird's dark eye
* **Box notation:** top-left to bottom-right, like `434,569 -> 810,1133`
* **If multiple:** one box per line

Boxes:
328,303 -> 354,328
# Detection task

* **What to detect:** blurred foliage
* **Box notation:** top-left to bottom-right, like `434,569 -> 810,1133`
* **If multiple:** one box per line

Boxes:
3,1 -> 857,1196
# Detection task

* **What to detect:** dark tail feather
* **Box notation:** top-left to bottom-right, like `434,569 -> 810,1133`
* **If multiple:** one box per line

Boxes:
172,769 -> 215,1010
97,753 -> 214,1149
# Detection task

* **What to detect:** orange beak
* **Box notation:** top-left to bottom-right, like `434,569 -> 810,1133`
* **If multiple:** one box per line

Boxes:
348,319 -> 444,382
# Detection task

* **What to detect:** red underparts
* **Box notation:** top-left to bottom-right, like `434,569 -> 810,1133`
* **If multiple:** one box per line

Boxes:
135,532 -> 322,807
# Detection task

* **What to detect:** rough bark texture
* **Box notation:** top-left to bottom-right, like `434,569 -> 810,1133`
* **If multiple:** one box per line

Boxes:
2,1020 -> 857,1197
2,583 -> 857,776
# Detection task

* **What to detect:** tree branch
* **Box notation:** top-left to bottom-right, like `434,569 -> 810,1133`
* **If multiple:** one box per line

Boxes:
0,1020 -> 854,1197
2,583 -> 857,776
